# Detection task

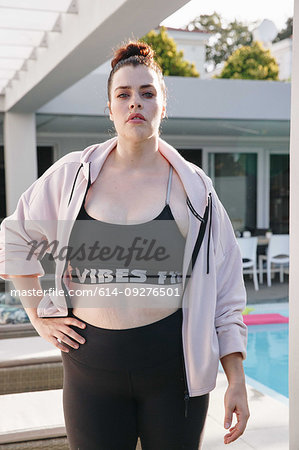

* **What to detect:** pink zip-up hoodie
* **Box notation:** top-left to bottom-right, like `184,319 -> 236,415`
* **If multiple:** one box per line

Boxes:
0,136 -> 247,397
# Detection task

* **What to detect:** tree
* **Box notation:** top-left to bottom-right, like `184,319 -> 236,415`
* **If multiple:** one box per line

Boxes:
185,12 -> 253,71
272,17 -> 293,43
141,26 -> 199,77
216,41 -> 279,80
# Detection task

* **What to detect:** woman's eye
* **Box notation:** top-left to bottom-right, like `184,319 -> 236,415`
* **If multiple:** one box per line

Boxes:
117,92 -> 154,98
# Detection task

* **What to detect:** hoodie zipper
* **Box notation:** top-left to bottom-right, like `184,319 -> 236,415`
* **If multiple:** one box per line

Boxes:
181,192 -> 212,415
181,349 -> 190,418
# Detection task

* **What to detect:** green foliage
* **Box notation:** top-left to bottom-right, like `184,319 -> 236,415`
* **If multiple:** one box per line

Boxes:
140,26 -> 199,77
273,17 -> 293,43
216,41 -> 279,80
186,12 -> 253,70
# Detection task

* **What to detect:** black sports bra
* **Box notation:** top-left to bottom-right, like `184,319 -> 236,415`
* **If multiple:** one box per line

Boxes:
79,201 -> 175,222
78,165 -> 175,222
66,164 -> 186,286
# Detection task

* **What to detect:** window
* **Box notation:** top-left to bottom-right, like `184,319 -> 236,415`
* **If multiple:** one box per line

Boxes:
0,146 -> 54,222
37,146 -> 54,177
209,153 -> 257,232
269,154 -> 289,234
0,146 -> 6,221
177,149 -> 202,167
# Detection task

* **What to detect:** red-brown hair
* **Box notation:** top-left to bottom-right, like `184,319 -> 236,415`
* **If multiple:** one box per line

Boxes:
107,40 -> 166,104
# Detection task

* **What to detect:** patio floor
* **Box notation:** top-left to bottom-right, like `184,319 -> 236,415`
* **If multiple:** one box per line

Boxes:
244,274 -> 289,304
203,371 -> 288,449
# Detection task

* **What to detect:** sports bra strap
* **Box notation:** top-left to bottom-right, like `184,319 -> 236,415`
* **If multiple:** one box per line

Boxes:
83,162 -> 173,207
165,165 -> 173,205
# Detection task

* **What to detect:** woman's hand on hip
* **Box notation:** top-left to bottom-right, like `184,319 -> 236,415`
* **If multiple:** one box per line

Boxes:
32,317 -> 86,353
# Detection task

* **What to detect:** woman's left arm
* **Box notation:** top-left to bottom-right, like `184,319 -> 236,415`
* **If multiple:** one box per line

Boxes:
220,352 -> 250,445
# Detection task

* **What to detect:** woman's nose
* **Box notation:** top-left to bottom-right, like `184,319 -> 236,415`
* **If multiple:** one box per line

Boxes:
129,98 -> 142,109
130,104 -> 141,110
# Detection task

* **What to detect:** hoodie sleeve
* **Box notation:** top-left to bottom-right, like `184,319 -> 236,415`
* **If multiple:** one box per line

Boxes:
0,158 -> 69,280
211,188 -> 248,361
0,191 -> 49,279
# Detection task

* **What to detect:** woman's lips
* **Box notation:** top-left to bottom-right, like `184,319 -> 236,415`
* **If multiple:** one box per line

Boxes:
127,118 -> 145,123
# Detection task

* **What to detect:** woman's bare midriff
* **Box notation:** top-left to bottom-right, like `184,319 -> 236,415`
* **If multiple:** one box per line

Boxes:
72,307 -> 181,329
70,150 -> 189,329
71,281 -> 184,329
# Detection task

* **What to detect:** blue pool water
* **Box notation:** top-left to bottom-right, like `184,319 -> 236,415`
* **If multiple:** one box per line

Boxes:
242,303 -> 289,398
243,323 -> 288,397
219,303 -> 289,400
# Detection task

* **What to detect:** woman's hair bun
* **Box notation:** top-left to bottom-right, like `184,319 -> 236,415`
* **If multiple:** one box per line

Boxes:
111,40 -> 155,69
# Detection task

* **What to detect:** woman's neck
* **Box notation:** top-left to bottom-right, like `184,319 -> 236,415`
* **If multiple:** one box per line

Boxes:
112,135 -> 163,170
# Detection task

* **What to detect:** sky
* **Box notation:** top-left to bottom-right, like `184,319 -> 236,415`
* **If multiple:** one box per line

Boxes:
160,0 -> 294,32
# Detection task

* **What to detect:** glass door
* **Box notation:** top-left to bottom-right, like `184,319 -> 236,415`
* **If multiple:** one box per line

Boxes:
269,154 -> 289,234
209,152 -> 257,232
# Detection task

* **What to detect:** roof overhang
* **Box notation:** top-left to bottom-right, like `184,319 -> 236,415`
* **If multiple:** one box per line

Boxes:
37,75 -> 291,121
1,0 -> 189,113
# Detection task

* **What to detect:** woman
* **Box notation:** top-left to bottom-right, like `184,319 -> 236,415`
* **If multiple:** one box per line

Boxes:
0,40 -> 249,449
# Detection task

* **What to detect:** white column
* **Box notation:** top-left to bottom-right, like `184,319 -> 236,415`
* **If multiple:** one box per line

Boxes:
289,0 -> 299,447
4,112 -> 37,214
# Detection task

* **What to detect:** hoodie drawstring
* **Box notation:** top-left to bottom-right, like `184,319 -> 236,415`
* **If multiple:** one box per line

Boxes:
67,163 -> 83,206
186,193 -> 212,273
186,197 -> 205,223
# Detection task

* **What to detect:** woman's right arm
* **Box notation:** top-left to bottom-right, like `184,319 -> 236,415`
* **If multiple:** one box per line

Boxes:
5,274 -> 86,353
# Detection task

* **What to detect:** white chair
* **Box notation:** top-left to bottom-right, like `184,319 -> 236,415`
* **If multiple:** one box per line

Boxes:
237,237 -> 259,291
258,234 -> 289,287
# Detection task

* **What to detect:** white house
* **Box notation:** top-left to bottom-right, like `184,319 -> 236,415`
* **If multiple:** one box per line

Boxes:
252,18 -> 293,81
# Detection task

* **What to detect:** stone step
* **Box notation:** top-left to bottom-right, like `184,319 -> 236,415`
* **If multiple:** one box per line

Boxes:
0,389 -> 65,445
0,336 -> 62,394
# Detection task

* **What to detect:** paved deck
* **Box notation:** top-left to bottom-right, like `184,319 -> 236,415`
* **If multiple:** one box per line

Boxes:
244,276 -> 289,304
203,371 -> 288,449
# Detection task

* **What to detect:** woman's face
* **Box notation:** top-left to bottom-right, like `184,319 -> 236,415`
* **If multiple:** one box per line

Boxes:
108,65 -> 166,142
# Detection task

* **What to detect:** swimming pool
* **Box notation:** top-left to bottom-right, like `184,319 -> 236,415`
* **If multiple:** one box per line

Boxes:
220,303 -> 289,401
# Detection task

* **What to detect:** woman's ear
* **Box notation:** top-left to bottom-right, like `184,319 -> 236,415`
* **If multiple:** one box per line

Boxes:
107,102 -> 113,121
161,105 -> 166,119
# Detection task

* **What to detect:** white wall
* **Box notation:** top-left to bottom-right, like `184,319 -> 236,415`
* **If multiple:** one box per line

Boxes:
289,0 -> 299,446
164,29 -> 210,79
38,76 -> 291,121
271,38 -> 293,81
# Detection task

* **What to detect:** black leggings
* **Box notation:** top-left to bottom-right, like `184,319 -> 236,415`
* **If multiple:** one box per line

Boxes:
61,308 -> 209,450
